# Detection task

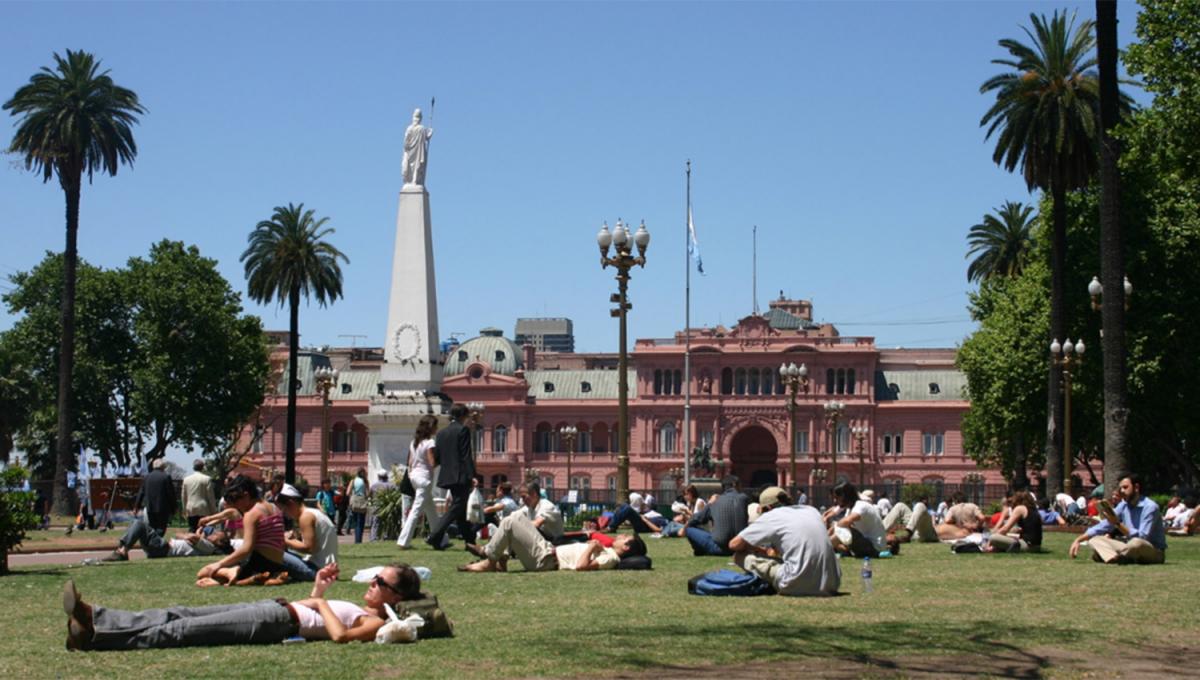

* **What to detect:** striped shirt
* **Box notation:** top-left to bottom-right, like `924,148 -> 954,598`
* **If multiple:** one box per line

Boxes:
256,509 -> 286,552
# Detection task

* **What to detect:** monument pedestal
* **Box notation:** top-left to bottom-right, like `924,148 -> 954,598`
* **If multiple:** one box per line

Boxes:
357,395 -> 445,479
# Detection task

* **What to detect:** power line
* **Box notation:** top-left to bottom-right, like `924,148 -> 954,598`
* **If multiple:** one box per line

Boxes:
831,316 -> 971,327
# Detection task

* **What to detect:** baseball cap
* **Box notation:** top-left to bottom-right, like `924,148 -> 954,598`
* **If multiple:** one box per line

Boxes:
758,486 -> 791,509
278,483 -> 304,500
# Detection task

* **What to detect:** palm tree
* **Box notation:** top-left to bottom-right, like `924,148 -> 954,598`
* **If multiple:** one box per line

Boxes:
241,203 -> 348,484
966,201 -> 1037,283
981,11 -> 1107,497
3,50 -> 144,514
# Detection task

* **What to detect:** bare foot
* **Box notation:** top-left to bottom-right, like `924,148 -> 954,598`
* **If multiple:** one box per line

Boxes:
457,559 -> 496,573
196,577 -> 222,588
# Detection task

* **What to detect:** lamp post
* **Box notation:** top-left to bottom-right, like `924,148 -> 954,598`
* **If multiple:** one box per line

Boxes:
823,401 -> 845,485
597,218 -> 650,504
1088,275 -> 1132,312
313,366 -> 339,483
779,362 -> 810,496
1050,338 -> 1085,496
852,425 -> 869,486
812,467 -> 827,504
560,425 -> 578,492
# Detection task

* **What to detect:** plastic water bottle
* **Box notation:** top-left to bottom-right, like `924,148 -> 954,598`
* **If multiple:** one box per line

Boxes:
81,558 -> 101,566
414,566 -> 432,581
860,557 -> 873,594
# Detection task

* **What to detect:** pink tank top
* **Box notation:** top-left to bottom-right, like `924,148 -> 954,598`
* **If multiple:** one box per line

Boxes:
255,508 -> 285,552
292,600 -> 369,639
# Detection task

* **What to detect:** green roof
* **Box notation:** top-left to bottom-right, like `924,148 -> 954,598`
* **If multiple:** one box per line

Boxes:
764,307 -> 819,330
874,369 -> 967,401
444,334 -> 524,377
524,369 -> 637,400
276,352 -> 380,400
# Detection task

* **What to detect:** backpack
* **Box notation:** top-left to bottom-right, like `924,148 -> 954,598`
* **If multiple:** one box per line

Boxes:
394,592 -> 454,638
687,569 -> 775,597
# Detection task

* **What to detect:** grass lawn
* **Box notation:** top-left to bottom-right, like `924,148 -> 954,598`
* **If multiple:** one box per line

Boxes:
2,532 -> 1198,678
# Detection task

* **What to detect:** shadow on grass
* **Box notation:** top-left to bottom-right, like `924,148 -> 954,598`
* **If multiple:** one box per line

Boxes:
599,620 -> 1084,679
4,566 -> 72,577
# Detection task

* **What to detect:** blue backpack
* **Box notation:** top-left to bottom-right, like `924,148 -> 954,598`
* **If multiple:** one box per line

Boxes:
687,569 -> 776,596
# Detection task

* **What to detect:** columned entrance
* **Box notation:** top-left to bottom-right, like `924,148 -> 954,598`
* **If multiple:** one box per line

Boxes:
728,425 -> 778,488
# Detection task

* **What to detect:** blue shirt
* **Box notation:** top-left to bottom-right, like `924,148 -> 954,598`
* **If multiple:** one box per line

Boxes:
1086,496 -> 1166,551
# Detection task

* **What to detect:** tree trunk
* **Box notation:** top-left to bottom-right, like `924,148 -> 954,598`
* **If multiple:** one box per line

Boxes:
1011,431 -> 1028,488
285,285 -> 300,485
1044,184 -> 1068,498
52,172 -> 82,516
1096,0 -> 1130,493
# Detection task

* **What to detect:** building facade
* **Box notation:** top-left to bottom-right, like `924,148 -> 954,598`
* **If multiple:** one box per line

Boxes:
244,297 -> 1001,500
514,317 -> 575,353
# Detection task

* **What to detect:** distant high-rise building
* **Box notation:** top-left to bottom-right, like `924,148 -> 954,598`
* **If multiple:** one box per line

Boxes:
515,317 -> 574,353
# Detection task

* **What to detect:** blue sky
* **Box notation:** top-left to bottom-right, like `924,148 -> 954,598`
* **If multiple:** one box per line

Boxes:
1,1 -> 1149,353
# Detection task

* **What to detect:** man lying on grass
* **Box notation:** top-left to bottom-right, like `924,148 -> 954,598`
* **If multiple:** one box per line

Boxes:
458,511 -> 647,572
62,562 -> 422,650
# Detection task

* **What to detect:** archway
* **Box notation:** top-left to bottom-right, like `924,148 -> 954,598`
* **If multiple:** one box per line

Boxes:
728,425 -> 778,488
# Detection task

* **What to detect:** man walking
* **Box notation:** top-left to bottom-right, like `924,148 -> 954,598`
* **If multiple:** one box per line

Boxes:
135,459 -> 177,535
426,404 -> 476,550
181,459 -> 216,533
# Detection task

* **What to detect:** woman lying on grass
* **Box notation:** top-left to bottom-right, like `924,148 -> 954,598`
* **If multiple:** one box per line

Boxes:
63,562 -> 422,650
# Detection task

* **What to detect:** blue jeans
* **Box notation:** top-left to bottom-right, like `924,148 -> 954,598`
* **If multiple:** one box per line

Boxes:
119,517 -> 170,558
281,551 -> 317,582
685,526 -> 730,556
609,504 -> 658,533
352,511 -> 366,544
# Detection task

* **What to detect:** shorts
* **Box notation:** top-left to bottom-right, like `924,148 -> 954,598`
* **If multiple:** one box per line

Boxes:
234,551 -> 285,581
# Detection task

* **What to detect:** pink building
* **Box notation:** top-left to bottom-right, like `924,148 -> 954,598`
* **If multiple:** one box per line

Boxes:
244,296 -> 1002,502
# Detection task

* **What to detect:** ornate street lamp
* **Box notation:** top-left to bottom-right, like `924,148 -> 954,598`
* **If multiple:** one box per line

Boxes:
852,425 -> 869,487
823,401 -> 845,485
597,218 -> 650,504
1050,338 -> 1085,495
779,362 -> 809,496
1088,275 -> 1132,311
559,425 -> 578,491
314,366 -> 339,483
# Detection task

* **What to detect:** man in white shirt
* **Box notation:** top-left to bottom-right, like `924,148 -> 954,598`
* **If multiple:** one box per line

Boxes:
515,482 -> 563,541
460,511 -> 645,573
829,483 -> 892,557
729,487 -> 840,597
182,459 -> 217,533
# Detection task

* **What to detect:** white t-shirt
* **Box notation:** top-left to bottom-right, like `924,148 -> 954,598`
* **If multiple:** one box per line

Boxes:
736,505 -> 841,596
490,496 -> 519,520
876,498 -> 893,514
292,600 -> 368,639
408,439 -> 436,478
305,508 -> 339,566
554,542 -> 619,570
521,498 -> 564,539
166,537 -> 217,557
850,499 -> 887,551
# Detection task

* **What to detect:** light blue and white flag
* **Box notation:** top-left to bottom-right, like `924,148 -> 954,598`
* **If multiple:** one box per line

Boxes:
688,204 -> 705,275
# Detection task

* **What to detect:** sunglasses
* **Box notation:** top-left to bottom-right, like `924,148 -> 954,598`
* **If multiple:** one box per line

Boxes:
373,575 -> 401,596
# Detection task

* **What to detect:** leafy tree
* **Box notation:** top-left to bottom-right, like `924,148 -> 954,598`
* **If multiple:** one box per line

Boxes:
3,50 -> 144,514
965,201 -> 1037,283
979,11 -> 1132,496
0,347 -> 35,465
241,203 -> 348,484
0,465 -> 40,575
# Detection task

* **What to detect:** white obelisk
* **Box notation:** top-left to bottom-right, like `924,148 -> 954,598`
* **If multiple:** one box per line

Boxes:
357,107 -> 444,479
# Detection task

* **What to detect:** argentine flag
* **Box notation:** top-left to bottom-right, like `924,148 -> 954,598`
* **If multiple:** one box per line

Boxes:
688,205 -> 705,275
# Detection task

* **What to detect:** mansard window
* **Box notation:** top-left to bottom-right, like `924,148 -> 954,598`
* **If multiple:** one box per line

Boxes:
793,430 -> 809,454
340,383 -> 352,395
826,368 -> 835,394
673,370 -> 683,395
659,422 -> 677,453
735,368 -> 747,395
492,425 -> 508,453
495,350 -> 506,363
748,368 -> 760,395
458,350 -> 468,362
721,368 -> 733,394
654,369 -> 663,395
847,369 -> 856,394
581,381 -> 592,393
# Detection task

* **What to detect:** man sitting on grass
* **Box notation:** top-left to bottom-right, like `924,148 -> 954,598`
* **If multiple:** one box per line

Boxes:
685,475 -> 749,556
1069,474 -> 1166,564
101,518 -> 231,561
459,511 -> 646,572
515,482 -> 565,543
937,491 -> 986,540
729,487 -> 840,597
880,492 -> 939,543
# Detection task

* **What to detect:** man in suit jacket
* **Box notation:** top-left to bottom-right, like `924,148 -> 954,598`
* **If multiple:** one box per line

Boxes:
426,403 -> 476,550
135,458 -> 177,535
181,459 -> 217,532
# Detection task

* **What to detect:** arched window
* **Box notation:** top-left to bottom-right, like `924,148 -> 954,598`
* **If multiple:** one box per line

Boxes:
653,369 -> 663,395
577,424 -> 591,453
826,368 -> 835,394
673,370 -> 683,395
721,368 -> 733,394
659,422 -> 677,453
534,422 -> 553,453
331,423 -> 349,453
492,425 -> 508,453
552,423 -> 568,453
351,424 -> 368,452
569,474 -> 591,491
748,368 -> 760,395
592,423 -> 609,454
735,368 -> 747,395
474,426 -> 485,453
847,368 -> 856,395
761,368 -> 774,396
836,368 -> 846,395
836,423 -> 849,454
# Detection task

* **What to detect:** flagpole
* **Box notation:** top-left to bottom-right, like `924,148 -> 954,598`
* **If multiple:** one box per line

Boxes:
684,160 -> 692,487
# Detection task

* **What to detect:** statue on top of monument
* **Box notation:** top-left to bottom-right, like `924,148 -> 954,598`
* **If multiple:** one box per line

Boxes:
402,108 -> 434,187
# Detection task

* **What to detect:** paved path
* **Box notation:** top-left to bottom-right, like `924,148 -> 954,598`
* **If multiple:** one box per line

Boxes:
13,532 -> 365,568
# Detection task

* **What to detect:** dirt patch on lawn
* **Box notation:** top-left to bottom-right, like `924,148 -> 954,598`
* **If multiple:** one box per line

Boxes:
605,640 -> 1200,679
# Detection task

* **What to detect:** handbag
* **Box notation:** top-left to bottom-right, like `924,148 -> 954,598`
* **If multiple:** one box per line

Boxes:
400,471 -> 416,497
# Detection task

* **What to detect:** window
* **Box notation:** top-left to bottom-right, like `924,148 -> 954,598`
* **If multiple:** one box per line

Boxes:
882,477 -> 904,502
495,350 -> 506,363
826,368 -> 835,394
847,369 -> 856,395
794,430 -> 809,455
457,350 -> 468,362
492,425 -> 508,453
474,426 -> 485,453
534,423 -> 552,453
659,422 -> 677,454
761,368 -> 774,396
351,425 -> 367,452
748,368 -> 760,395
721,368 -> 733,394
836,368 -> 845,395
963,475 -> 986,505
294,431 -> 304,452
340,383 -> 352,395
735,368 -> 747,395
592,423 -> 609,454
543,381 -> 555,393
928,382 -> 940,395
923,477 -> 946,503
332,423 -> 348,453
489,473 -> 508,489
607,475 -> 618,491
578,427 -> 591,453
673,370 -> 683,395
569,475 -> 591,491
541,476 -> 555,496
881,433 -> 902,456
581,381 -> 592,393
252,426 -> 264,453
922,432 -> 944,457
468,366 -> 484,379
699,429 -> 714,453
836,423 -> 849,455
654,369 -> 663,395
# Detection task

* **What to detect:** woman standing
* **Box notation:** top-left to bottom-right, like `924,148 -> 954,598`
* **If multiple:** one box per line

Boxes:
347,468 -> 369,544
397,415 -> 439,549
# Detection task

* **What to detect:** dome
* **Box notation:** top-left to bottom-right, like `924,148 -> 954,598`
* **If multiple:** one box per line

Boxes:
444,328 -> 524,377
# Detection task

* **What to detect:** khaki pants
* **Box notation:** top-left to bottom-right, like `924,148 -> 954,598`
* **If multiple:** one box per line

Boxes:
485,512 -> 558,571
987,533 -> 1030,552
1089,536 -> 1165,564
883,502 -> 939,542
